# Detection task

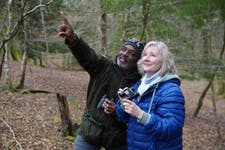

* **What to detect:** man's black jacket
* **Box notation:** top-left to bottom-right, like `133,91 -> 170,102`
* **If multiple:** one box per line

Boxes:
67,37 -> 141,149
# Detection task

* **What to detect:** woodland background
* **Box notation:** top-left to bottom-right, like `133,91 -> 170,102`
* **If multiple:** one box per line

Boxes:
0,0 -> 225,150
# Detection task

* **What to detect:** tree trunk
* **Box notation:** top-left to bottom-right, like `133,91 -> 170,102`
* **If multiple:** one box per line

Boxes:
40,0 -> 50,67
17,28 -> 28,89
202,26 -> 212,59
141,0 -> 150,41
194,24 -> 225,117
56,93 -> 74,136
202,1 -> 212,59
100,13 -> 107,55
211,79 -> 222,142
3,0 -> 13,89
0,46 -> 5,80
220,24 -> 225,60
3,44 -> 12,89
193,75 -> 214,117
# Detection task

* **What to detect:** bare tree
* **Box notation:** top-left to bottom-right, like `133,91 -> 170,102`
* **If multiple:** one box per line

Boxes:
2,0 -> 13,89
17,0 -> 28,89
194,24 -> 225,117
100,13 -> 107,55
141,0 -> 151,41
40,0 -> 50,67
0,0 -> 55,90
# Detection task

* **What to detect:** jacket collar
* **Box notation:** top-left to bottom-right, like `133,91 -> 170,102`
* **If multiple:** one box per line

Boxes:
134,73 -> 181,97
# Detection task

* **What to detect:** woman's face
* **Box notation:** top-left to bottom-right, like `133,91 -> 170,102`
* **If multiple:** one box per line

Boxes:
141,45 -> 162,77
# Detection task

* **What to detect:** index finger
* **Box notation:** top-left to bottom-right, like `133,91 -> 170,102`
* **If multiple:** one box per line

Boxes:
60,11 -> 70,25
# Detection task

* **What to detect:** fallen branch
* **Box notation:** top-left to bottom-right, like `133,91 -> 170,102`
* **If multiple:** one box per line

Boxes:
20,88 -> 52,94
0,117 -> 23,150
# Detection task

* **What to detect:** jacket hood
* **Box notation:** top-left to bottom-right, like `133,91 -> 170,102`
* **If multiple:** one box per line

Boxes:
158,73 -> 180,84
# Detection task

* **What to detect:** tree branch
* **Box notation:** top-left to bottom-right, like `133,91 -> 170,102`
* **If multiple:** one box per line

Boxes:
220,24 -> 225,59
23,0 -> 55,19
151,0 -> 189,8
2,0 -> 55,45
0,117 -> 23,150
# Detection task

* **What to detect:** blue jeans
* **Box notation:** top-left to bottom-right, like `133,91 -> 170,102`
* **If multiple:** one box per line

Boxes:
74,134 -> 127,150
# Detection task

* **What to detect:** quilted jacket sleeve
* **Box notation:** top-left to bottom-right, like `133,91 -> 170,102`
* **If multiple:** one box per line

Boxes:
116,99 -> 130,123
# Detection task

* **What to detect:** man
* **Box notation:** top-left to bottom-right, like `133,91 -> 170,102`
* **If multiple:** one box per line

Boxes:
58,12 -> 144,150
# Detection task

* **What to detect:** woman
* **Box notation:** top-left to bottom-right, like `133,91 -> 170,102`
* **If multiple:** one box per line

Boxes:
116,41 -> 185,150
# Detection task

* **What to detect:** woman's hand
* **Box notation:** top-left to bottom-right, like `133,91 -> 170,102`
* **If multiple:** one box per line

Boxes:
122,99 -> 143,119
118,88 -> 143,119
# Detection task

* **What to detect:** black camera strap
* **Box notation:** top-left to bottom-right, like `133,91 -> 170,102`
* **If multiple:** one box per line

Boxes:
147,84 -> 159,113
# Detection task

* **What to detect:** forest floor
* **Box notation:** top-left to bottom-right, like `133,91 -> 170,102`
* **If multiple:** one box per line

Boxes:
0,61 -> 225,150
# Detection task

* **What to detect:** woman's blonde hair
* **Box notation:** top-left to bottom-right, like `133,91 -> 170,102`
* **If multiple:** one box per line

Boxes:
137,41 -> 177,76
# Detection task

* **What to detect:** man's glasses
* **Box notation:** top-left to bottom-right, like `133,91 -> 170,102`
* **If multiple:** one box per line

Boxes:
120,46 -> 137,57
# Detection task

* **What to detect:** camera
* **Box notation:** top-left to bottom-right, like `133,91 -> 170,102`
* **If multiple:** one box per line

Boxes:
97,94 -> 114,109
119,87 -> 139,100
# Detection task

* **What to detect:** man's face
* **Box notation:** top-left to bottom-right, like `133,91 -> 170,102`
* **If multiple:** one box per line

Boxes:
117,45 -> 139,72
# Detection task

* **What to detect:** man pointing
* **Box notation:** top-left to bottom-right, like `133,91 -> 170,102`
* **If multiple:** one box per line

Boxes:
58,12 -> 144,150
